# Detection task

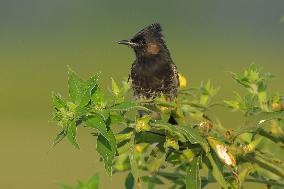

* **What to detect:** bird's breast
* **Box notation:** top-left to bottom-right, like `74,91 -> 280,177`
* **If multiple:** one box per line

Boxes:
130,57 -> 177,99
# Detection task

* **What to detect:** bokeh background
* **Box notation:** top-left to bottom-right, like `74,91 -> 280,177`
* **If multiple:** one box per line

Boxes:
0,0 -> 283,188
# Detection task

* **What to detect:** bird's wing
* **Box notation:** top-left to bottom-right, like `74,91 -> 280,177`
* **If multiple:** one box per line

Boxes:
128,63 -> 136,82
170,63 -> 180,87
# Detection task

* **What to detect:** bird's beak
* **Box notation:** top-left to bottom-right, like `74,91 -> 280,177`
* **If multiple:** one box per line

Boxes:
118,39 -> 136,46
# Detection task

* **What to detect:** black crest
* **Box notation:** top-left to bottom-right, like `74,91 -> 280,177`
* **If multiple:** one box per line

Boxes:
132,23 -> 164,41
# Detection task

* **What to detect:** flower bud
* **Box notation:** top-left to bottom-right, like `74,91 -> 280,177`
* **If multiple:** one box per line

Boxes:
178,73 -> 187,88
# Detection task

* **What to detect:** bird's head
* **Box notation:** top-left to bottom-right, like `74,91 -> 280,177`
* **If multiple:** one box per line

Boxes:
118,23 -> 169,57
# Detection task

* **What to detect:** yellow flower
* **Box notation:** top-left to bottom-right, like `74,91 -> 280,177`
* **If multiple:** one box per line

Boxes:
135,144 -> 143,153
135,115 -> 151,132
272,103 -> 283,111
178,73 -> 187,88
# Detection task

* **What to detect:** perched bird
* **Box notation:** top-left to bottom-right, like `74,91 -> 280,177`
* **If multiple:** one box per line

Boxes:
118,23 -> 179,101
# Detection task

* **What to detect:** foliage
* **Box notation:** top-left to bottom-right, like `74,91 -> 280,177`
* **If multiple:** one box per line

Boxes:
57,174 -> 99,189
52,64 -> 284,189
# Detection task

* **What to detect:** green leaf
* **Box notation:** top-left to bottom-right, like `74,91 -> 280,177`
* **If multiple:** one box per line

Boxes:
153,95 -> 177,107
125,172 -> 135,189
80,75 -> 99,107
111,78 -> 120,96
135,132 -> 165,145
146,151 -> 166,173
141,176 -> 164,189
108,102 -> 150,112
157,171 -> 184,182
91,86 -> 105,107
67,122 -> 80,149
68,68 -> 85,104
85,116 -> 108,140
178,126 -> 210,153
129,136 -> 140,185
57,174 -> 99,189
205,152 -> 232,189
238,165 -> 254,188
186,157 -> 201,189
96,130 -> 116,175
152,121 -> 186,142
245,153 -> 284,178
141,176 -> 164,185
86,174 -> 99,189
254,111 -> 284,123
52,92 -> 67,109
53,130 -> 67,146
110,114 -> 126,125
257,128 -> 284,144
115,128 -> 134,143
68,68 -> 98,107
114,153 -> 130,171
223,100 -> 240,110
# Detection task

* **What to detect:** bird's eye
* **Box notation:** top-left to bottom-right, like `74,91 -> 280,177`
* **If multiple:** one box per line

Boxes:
139,38 -> 146,45
132,36 -> 146,46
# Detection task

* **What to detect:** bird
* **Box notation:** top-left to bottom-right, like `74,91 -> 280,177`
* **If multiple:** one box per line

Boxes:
118,23 -> 179,125
118,23 -> 179,101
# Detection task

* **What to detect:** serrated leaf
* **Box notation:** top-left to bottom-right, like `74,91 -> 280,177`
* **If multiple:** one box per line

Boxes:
111,78 -> 120,96
186,157 -> 201,189
68,68 -> 98,107
91,86 -> 105,107
125,172 -> 135,189
66,122 -> 80,149
53,130 -> 66,146
178,126 -> 210,153
80,74 -> 99,107
52,93 -> 67,110
96,130 -> 116,175
85,116 -> 108,140
68,68 -> 85,104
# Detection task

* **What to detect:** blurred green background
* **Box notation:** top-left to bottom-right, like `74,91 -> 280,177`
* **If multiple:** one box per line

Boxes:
0,0 -> 283,188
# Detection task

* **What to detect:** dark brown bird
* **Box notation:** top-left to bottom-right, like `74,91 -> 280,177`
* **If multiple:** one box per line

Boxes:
118,23 -> 179,101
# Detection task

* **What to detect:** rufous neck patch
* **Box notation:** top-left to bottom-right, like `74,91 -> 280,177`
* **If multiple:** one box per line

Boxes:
146,43 -> 160,55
